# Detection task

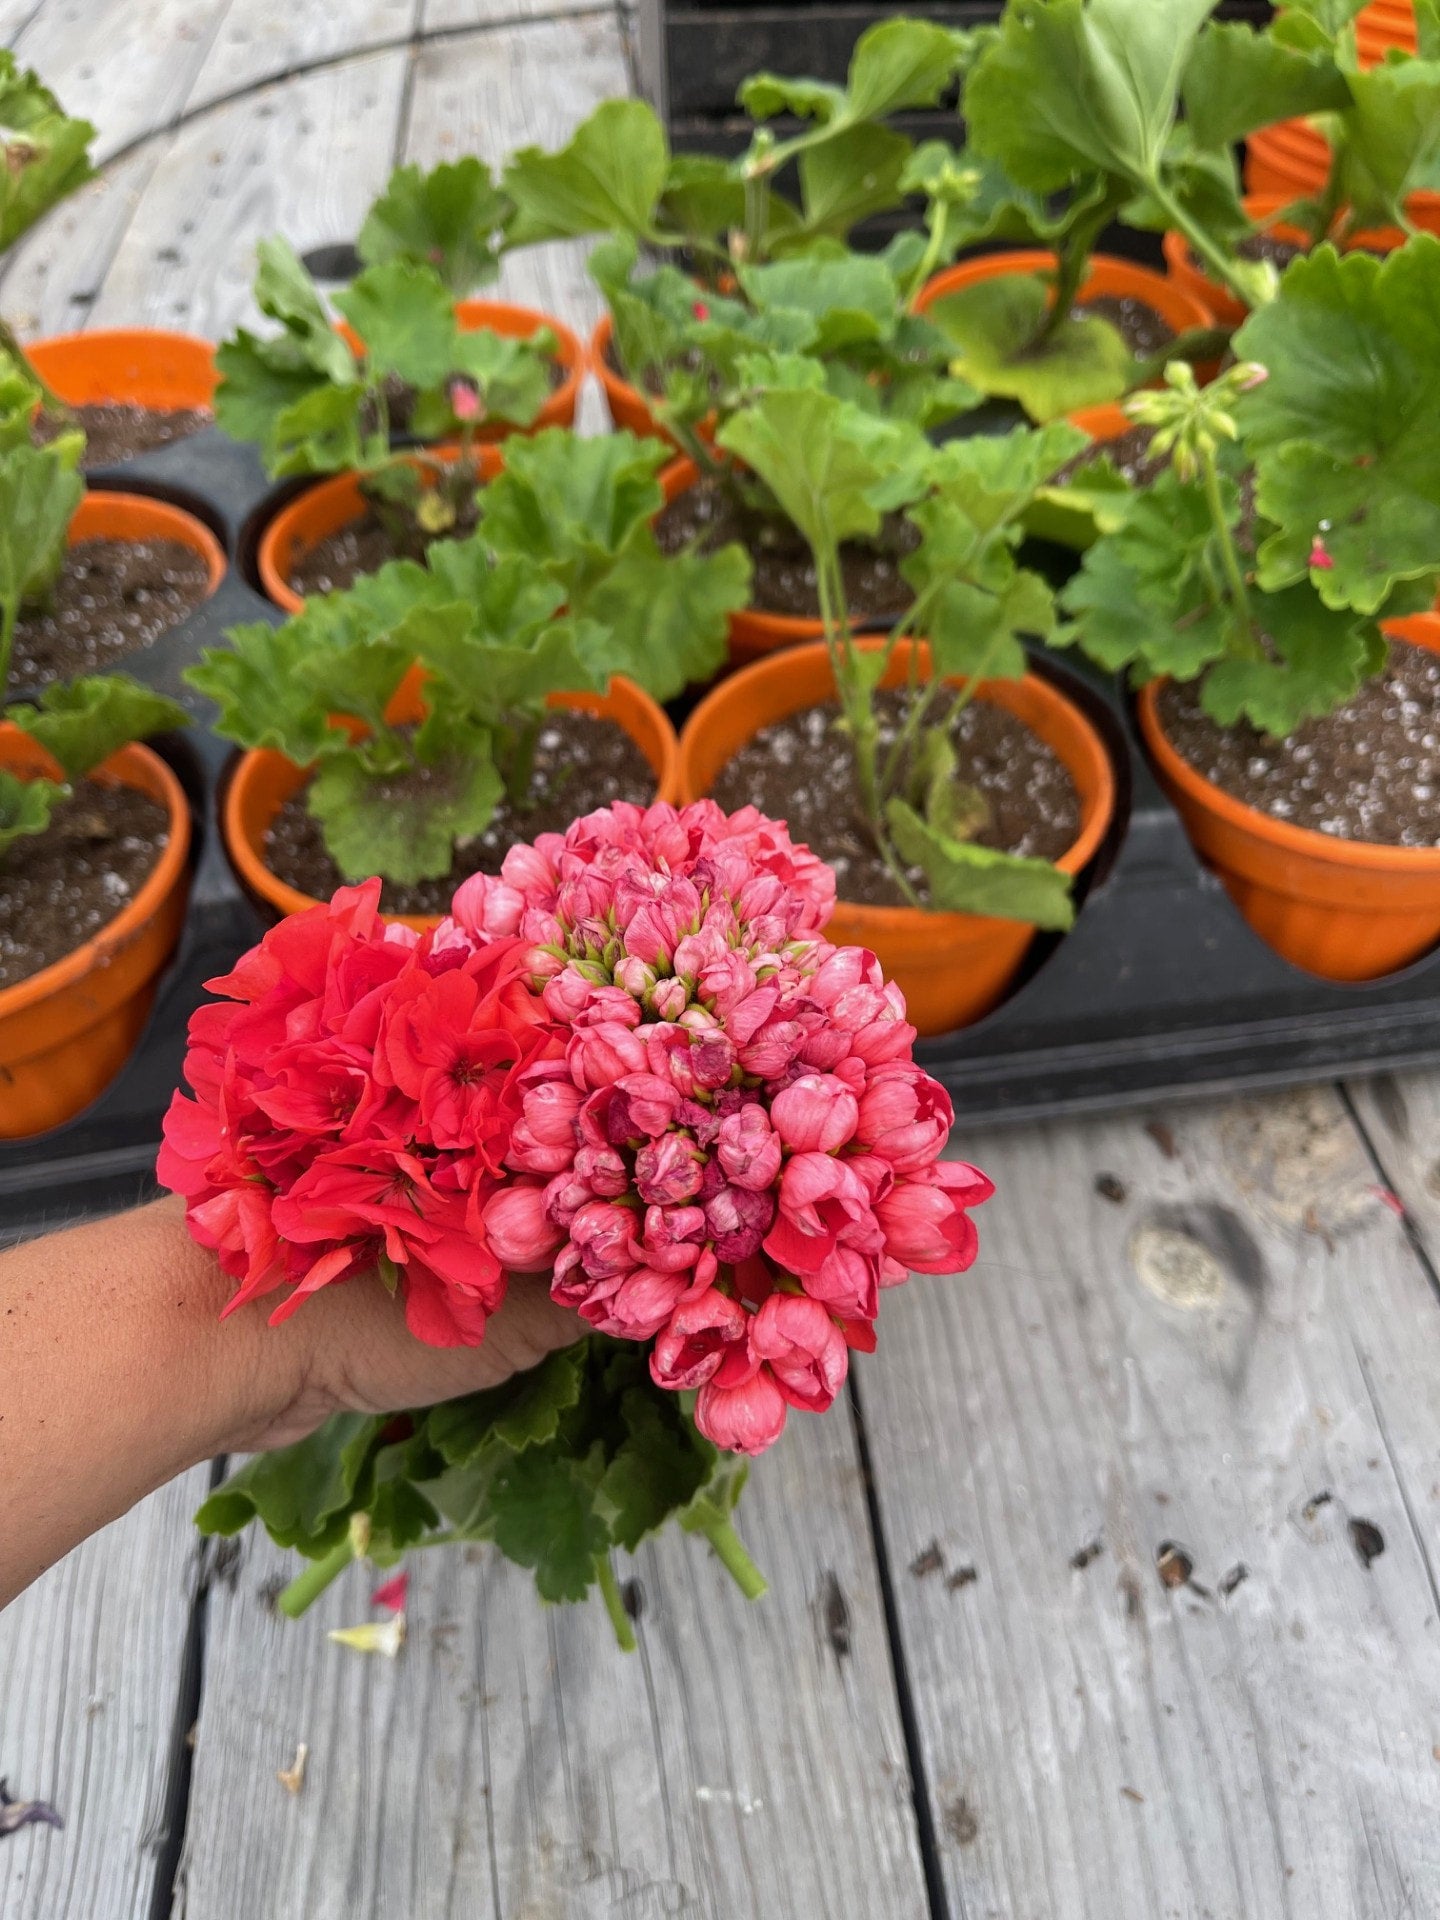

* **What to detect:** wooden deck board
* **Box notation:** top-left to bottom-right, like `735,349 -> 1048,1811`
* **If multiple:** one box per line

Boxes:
176,1411 -> 927,1920
0,1472 -> 212,1920
858,1089 -> 1440,1920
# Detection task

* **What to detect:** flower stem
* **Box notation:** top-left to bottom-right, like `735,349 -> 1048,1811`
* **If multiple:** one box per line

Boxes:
1146,177 -> 1268,311
697,1512 -> 768,1600
278,1538 -> 355,1619
1199,442 -> 1263,662
595,1554 -> 637,1653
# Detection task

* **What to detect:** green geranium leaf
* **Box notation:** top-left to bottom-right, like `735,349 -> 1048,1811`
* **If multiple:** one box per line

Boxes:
477,425 -> 669,595
964,0 -> 1214,192
419,618 -> 593,716
0,54 -> 94,252
1235,239 -> 1440,613
268,379 -> 373,478
1201,583 -> 1382,737
0,441 -> 83,665
357,157 -> 508,297
795,123 -> 913,239
6,675 -> 187,783
925,421 -> 1091,533
187,620 -> 336,763
742,254 -> 900,352
450,327 -> 553,428
252,236 -> 354,382
925,274 -> 1136,421
888,798 -> 1076,928
197,1415 -> 383,1556
430,1348 -> 590,1465
742,17 -> 966,127
0,766 -> 62,860
1336,58 -> 1440,228
717,387 -> 899,551
599,1388 -> 715,1553
503,99 -> 669,246
1181,21 -> 1351,152
488,1444 -> 611,1604
307,720 -> 502,885
919,556 -> 1059,685
334,260 -> 459,390
580,537 -> 749,701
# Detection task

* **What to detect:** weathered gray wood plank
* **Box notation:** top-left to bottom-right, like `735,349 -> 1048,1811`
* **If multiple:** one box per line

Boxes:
12,0 -> 233,160
401,15 -> 628,330
0,1470 -> 211,1920
86,49 -> 412,338
421,0 -> 613,26
862,1088 -> 1440,1920
186,0 -> 419,113
1,144 -> 162,340
177,1408 -> 927,1920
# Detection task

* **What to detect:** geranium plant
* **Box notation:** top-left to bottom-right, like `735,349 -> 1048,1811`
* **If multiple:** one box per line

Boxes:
0,438 -> 86,695
190,429 -> 749,887
921,0 -> 1352,416
161,802 -> 991,1638
215,238 -> 554,554
1058,238 -> 1440,734
714,380 -> 1083,922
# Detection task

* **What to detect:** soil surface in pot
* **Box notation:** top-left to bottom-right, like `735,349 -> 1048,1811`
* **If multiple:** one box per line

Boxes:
264,709 -> 654,915
655,473 -> 916,622
10,537 -> 213,691
285,478 -> 483,598
1074,293 -> 1175,358
0,779 -> 170,990
710,686 -> 1081,907
1158,639 -> 1440,846
35,401 -> 213,468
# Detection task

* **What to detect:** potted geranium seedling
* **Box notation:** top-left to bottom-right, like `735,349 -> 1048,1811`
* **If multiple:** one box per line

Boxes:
216,239 -> 561,611
674,384 -> 1116,1034
915,0 -> 1352,420
1057,237 -> 1440,980
0,451 -> 191,1135
194,430 -> 749,920
502,21 -> 975,442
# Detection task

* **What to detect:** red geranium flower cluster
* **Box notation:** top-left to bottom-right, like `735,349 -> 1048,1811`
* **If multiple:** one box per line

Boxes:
448,800 -> 992,1455
161,801 -> 991,1456
158,882 -> 555,1345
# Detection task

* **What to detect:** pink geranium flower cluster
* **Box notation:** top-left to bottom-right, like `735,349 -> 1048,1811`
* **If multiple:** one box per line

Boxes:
159,881 -> 556,1346
448,801 -> 992,1455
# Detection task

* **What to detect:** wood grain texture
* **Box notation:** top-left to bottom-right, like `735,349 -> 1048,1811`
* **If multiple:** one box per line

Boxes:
1347,1071 -> 1440,1271
0,1471 -> 211,1920
0,144 -> 161,340
401,15 -> 629,328
861,1088 -> 1440,1920
186,0 -> 420,112
85,49 -> 411,338
11,0 -> 232,159
421,0 -> 613,27
177,1409 -> 926,1920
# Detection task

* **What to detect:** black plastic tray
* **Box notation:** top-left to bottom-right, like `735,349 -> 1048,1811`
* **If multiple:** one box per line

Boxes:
6,419 -> 1440,1241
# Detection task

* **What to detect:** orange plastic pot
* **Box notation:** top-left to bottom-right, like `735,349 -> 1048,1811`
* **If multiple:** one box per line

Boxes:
1245,121 -> 1440,232
223,677 -> 682,929
64,488 -> 227,598
1138,617 -> 1440,982
335,298 -> 583,439
915,249 -> 1214,338
1356,0 -> 1416,61
593,313 -> 665,441
26,327 -> 218,411
676,638 -> 1117,1035
255,443 -> 506,615
1162,194 -> 1413,328
0,727 -> 191,1139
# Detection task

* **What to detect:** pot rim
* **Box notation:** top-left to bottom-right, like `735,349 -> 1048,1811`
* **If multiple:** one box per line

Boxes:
914,248 -> 1215,332
71,487 -> 228,594
0,730 -> 192,1019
